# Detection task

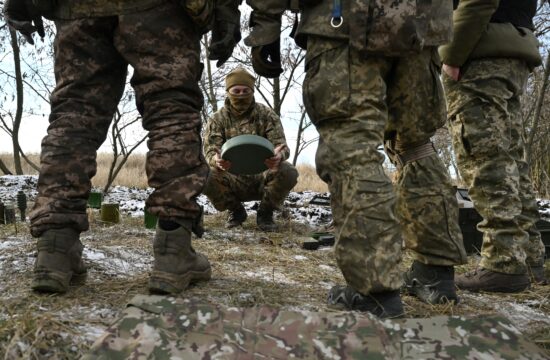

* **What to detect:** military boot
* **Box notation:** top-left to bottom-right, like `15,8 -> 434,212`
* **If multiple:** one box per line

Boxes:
528,265 -> 548,286
149,221 -> 211,295
327,285 -> 404,318
226,204 -> 247,229
455,268 -> 530,293
256,204 -> 278,232
403,261 -> 459,304
32,228 -> 87,294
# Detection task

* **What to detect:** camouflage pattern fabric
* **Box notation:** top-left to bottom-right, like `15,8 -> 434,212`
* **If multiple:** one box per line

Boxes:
203,162 -> 298,211
444,58 -> 546,274
203,99 -> 290,167
246,0 -> 452,55
29,2 -> 208,237
44,0 -> 168,19
83,295 -> 548,359
303,37 -> 466,295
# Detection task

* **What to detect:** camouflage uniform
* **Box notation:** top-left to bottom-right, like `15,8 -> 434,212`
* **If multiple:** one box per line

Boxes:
246,1 -> 466,296
29,0 -> 209,237
84,295 -> 549,359
203,99 -> 298,212
440,0 -> 545,275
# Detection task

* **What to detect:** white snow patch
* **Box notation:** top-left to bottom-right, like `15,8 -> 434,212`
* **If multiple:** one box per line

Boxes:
294,255 -> 307,261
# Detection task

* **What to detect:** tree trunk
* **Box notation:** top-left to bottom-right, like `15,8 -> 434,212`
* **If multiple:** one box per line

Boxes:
273,77 -> 281,116
0,159 -> 13,175
9,28 -> 24,175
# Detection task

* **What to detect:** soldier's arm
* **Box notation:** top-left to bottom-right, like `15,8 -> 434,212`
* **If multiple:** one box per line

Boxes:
203,114 -> 226,168
439,0 -> 500,67
264,109 -> 290,161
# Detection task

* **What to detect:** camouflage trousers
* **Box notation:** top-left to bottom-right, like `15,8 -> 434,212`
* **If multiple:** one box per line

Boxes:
304,38 -> 466,294
203,162 -> 298,211
29,2 -> 208,237
443,58 -> 546,274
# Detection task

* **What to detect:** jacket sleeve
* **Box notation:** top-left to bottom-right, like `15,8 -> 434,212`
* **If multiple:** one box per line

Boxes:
264,109 -> 290,161
203,113 -> 225,168
438,0 -> 500,67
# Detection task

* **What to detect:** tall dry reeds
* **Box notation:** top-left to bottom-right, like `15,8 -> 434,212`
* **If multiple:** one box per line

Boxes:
0,153 -> 328,192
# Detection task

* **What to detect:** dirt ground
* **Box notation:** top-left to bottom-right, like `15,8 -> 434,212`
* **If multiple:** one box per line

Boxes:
1,210 -> 549,359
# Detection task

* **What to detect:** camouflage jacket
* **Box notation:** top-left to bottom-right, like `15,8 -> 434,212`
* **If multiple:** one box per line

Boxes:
34,0 -> 169,19
203,99 -> 290,168
245,0 -> 452,56
439,0 -> 542,68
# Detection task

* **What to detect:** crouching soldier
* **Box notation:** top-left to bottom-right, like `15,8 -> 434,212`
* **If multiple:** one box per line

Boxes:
203,67 -> 298,231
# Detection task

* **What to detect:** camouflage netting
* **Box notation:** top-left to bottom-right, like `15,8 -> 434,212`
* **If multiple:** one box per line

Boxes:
84,295 -> 547,359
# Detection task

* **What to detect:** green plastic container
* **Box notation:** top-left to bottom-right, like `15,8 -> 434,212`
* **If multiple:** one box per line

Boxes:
221,134 -> 274,175
88,191 -> 103,209
144,209 -> 158,229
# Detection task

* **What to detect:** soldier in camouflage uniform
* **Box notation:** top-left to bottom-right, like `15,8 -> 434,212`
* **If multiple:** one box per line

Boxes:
3,0 -> 242,294
203,67 -> 298,231
440,0 -> 547,292
244,1 -> 467,316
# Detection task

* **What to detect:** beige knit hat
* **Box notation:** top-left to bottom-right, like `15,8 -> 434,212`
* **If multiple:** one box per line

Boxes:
225,67 -> 255,90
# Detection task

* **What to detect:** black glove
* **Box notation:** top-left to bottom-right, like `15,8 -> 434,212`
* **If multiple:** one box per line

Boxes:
209,21 -> 241,67
251,39 -> 283,78
208,0 -> 241,67
4,0 -> 45,45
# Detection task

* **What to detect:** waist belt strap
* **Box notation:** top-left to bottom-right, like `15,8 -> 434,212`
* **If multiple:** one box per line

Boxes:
396,142 -> 437,168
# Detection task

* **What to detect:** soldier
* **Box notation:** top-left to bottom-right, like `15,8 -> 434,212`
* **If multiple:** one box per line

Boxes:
440,0 -> 547,292
244,1 -> 467,317
203,67 -> 298,231
3,0 -> 241,295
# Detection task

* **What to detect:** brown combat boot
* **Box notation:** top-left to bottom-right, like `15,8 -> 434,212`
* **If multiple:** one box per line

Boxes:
529,265 -> 548,285
149,221 -> 211,295
32,228 -> 87,294
257,204 -> 278,232
455,268 -> 530,293
226,204 -> 247,229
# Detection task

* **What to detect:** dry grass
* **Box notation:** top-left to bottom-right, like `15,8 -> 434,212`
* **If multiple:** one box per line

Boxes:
0,153 -> 327,192
1,213 -> 549,359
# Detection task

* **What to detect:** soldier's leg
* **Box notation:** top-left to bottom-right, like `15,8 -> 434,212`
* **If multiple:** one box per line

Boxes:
203,168 -> 251,228
203,168 -> 245,211
387,48 -> 466,268
260,161 -> 298,209
304,38 -> 403,317
116,4 -> 210,294
29,18 -> 127,293
386,48 -> 465,304
444,59 -> 530,291
256,161 -> 298,231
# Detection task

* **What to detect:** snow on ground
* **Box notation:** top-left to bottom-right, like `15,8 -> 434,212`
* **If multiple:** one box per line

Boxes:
0,176 -> 333,227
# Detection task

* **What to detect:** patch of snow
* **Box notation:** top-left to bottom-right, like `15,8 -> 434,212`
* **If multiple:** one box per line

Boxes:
318,265 -> 333,271
461,293 -> 550,332
242,269 -> 297,285
294,255 -> 307,261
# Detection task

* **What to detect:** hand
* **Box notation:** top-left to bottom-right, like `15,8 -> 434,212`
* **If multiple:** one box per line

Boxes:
264,144 -> 286,170
442,64 -> 460,81
4,0 -> 45,45
207,0 -> 241,67
251,39 -> 283,78
215,152 -> 232,171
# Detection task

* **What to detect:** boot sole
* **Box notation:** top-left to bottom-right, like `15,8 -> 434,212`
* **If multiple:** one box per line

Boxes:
31,271 -> 87,294
149,268 -> 212,295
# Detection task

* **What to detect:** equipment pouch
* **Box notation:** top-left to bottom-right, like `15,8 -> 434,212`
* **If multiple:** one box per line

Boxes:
180,0 -> 214,34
